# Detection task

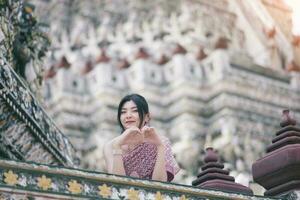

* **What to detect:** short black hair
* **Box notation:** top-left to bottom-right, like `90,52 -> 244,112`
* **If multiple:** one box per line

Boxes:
117,94 -> 149,131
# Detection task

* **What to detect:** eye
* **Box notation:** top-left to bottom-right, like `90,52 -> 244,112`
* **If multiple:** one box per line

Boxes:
121,111 -> 126,114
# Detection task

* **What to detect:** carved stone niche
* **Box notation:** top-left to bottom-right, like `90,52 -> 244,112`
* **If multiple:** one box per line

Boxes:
252,110 -> 300,198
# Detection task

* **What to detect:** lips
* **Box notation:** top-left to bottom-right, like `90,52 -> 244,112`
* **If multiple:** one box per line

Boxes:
125,121 -> 136,124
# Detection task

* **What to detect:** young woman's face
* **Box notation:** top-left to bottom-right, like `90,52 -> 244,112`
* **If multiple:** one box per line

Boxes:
120,100 -> 141,129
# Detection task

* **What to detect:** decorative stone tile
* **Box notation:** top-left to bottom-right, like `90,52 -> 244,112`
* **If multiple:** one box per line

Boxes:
3,170 -> 18,186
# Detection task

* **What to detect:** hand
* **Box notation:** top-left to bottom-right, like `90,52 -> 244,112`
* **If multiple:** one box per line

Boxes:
113,127 -> 144,148
141,126 -> 163,146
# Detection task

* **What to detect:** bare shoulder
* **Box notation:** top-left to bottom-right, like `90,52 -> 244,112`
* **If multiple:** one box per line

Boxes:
160,135 -> 170,141
103,139 -> 113,156
160,135 -> 172,146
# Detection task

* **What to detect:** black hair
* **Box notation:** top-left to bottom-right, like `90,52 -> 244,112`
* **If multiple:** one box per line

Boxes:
117,94 -> 149,131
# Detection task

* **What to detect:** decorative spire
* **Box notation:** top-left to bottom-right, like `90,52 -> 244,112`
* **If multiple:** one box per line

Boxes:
156,54 -> 169,65
44,66 -> 56,79
266,109 -> 298,153
96,49 -> 110,63
286,60 -> 300,72
135,47 -> 150,60
292,35 -> 300,47
192,147 -> 253,195
172,43 -> 187,55
117,59 -> 130,70
280,109 -> 296,127
264,27 -> 276,39
214,37 -> 229,49
56,56 -> 71,69
82,60 -> 93,74
203,147 -> 218,163
196,46 -> 207,61
253,110 -> 300,196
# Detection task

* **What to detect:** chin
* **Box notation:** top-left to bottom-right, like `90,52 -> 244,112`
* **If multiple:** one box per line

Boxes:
125,124 -> 138,129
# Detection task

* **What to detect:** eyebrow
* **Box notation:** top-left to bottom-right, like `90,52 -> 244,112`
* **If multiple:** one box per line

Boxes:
121,106 -> 137,110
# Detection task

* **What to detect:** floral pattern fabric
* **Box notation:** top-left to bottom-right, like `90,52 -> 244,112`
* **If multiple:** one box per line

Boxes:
122,137 -> 180,182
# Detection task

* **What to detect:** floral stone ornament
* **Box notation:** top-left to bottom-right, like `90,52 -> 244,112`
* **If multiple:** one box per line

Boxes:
155,191 -> 164,200
127,188 -> 139,200
98,184 -> 112,198
180,195 -> 188,200
37,175 -> 52,190
67,180 -> 82,194
3,170 -> 18,185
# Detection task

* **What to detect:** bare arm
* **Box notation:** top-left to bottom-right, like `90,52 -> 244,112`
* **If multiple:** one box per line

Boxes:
151,144 -> 167,181
104,127 -> 143,176
103,140 -> 126,175
142,126 -> 167,181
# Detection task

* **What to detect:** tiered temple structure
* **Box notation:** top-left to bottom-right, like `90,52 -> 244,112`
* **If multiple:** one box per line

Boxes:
38,0 -> 300,187
1,0 -> 300,199
0,61 -> 276,200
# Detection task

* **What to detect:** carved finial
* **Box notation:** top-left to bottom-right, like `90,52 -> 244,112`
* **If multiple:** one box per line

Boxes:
173,43 -> 187,55
292,35 -> 300,47
196,46 -> 207,61
286,60 -> 300,72
117,59 -> 130,70
264,27 -> 276,39
214,37 -> 229,49
203,147 -> 218,163
57,56 -> 70,69
44,66 -> 56,79
280,109 -> 297,127
96,49 -> 110,63
157,54 -> 169,65
135,47 -> 149,60
82,60 -> 93,74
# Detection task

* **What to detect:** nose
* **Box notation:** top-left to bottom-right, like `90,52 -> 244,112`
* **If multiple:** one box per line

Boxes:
125,111 -> 133,119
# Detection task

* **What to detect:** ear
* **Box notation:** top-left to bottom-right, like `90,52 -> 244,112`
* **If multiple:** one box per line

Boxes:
144,113 -> 151,124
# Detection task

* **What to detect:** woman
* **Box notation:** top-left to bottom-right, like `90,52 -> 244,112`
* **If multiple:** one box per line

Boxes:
104,94 -> 180,182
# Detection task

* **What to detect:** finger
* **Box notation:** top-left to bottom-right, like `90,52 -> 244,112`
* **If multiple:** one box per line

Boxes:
141,126 -> 148,132
141,127 -> 147,135
130,127 -> 141,134
131,127 -> 140,132
145,127 -> 152,134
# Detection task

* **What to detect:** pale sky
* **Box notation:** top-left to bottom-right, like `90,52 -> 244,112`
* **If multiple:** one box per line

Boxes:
284,0 -> 300,35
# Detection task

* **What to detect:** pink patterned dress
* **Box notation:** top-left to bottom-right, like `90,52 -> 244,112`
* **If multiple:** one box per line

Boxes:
122,137 -> 180,182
